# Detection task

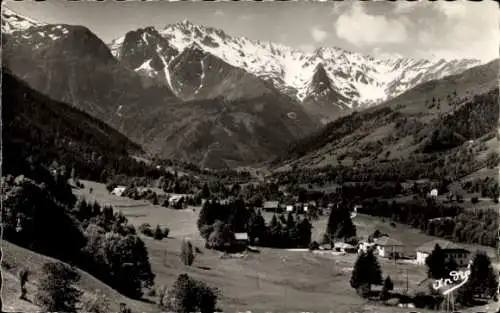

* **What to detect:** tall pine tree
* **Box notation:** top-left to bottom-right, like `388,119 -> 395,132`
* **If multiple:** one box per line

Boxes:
325,201 -> 356,244
457,251 -> 498,305
425,244 -> 447,279
350,249 -> 383,297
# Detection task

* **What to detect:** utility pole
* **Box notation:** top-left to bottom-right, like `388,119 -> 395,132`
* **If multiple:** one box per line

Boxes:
405,269 -> 409,294
393,245 -> 396,265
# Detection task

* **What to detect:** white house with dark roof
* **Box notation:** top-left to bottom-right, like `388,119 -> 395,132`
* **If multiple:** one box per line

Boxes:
374,237 -> 404,258
415,239 -> 471,266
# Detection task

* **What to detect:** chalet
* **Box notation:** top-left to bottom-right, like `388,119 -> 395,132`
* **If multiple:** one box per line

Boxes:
233,233 -> 249,251
111,186 -> 127,197
286,205 -> 294,212
415,240 -> 471,266
374,237 -> 404,259
263,201 -> 279,212
429,189 -> 439,198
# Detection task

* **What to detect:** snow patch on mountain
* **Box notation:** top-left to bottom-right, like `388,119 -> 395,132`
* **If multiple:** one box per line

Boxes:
1,7 -> 43,33
108,20 -> 481,110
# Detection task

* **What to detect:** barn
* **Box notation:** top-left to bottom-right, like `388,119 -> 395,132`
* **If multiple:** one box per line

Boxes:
374,237 -> 404,259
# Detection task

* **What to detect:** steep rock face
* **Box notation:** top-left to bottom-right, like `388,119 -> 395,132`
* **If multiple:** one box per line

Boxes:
110,20 -> 481,121
302,63 -> 351,123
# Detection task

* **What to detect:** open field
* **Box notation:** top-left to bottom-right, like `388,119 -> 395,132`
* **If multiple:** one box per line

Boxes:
69,180 -> 500,312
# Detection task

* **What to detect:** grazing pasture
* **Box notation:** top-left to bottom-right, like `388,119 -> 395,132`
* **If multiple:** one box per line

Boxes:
68,180 -> 499,312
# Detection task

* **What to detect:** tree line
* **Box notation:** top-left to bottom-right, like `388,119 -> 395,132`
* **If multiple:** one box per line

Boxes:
358,198 -> 498,248
197,199 -> 313,250
2,167 -> 156,299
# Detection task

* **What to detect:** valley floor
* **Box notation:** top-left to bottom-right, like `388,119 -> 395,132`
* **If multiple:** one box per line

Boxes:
3,180 -> 499,313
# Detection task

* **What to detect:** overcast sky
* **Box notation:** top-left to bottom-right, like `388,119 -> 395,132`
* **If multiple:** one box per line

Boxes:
4,0 -> 499,62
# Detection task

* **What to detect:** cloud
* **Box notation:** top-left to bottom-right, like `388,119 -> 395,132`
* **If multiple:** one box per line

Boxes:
310,27 -> 328,43
335,2 -> 407,46
214,9 -> 224,16
415,1 -> 499,62
434,1 -> 467,19
240,15 -> 252,21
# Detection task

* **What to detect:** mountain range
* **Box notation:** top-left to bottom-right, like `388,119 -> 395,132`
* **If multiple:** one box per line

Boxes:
1,7 -> 493,169
109,19 -> 481,122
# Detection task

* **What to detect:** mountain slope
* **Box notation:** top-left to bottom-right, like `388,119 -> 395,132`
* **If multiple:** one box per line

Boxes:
2,10 -> 318,169
272,59 -> 499,181
2,69 -> 147,181
2,22 -> 179,130
111,21 -> 481,120
126,94 -> 317,169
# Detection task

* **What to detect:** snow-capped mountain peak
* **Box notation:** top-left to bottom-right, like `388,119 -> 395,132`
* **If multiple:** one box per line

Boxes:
1,7 -> 44,33
110,21 -> 482,120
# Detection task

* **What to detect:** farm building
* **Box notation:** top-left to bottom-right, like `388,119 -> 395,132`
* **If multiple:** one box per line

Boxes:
286,205 -> 294,212
263,201 -> 280,212
111,186 -> 127,197
234,233 -> 249,245
374,237 -> 404,259
429,189 -> 439,198
232,233 -> 249,251
415,239 -> 471,266
334,242 -> 357,254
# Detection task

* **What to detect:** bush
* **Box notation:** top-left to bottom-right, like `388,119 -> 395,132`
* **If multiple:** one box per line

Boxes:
180,240 -> 195,266
154,225 -> 164,240
18,268 -> 29,300
81,290 -> 111,313
308,241 -> 319,251
34,262 -> 82,313
160,273 -> 220,313
162,226 -> 170,238
138,223 -> 153,237
119,302 -> 132,313
106,182 -> 117,193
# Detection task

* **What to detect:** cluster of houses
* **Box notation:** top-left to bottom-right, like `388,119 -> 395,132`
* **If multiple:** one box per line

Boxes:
352,237 -> 472,267
262,200 -> 321,214
110,185 -> 193,207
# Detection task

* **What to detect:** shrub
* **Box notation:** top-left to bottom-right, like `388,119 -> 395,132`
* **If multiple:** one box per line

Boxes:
138,223 -> 153,237
34,262 -> 82,313
81,290 -> 110,313
119,302 -> 132,313
180,239 -> 195,266
154,225 -> 164,240
161,273 -> 220,313
18,268 -> 29,300
106,182 -> 117,193
162,226 -> 170,238
308,241 -> 319,251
